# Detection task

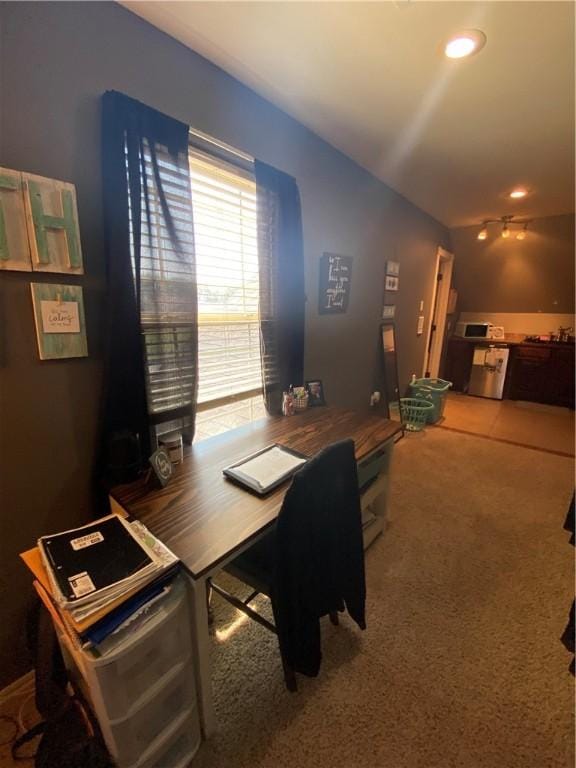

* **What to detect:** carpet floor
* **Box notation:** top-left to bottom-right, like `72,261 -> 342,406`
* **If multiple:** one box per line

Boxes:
195,428 -> 575,768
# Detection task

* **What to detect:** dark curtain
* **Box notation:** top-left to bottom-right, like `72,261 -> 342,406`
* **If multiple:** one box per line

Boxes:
101,91 -> 197,481
255,161 -> 305,414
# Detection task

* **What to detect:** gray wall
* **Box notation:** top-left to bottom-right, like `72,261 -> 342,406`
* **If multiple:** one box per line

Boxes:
451,214 -> 575,313
0,1 -> 449,686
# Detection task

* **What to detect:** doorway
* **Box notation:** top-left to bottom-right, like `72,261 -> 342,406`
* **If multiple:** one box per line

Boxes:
423,247 -> 454,378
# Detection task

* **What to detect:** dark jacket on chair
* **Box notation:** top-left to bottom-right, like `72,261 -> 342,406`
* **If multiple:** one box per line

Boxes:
272,438 -> 366,677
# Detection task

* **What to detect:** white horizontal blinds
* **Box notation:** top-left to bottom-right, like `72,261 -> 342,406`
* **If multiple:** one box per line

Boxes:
127,138 -> 197,423
189,149 -> 263,405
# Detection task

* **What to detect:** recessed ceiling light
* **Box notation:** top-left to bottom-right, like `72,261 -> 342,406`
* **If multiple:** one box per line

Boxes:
509,188 -> 528,199
444,30 -> 486,59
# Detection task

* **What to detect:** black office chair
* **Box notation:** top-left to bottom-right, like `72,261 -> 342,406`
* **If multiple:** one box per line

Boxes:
209,439 -> 366,691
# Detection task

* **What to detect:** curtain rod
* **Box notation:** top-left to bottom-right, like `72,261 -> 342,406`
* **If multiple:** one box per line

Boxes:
188,127 -> 253,165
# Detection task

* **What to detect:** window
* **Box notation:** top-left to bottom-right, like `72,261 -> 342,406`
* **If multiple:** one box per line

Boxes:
129,138 -> 265,444
188,149 -> 265,441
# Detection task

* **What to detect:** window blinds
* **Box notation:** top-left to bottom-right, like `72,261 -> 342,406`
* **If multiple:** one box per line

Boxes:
189,149 -> 263,407
127,139 -> 198,425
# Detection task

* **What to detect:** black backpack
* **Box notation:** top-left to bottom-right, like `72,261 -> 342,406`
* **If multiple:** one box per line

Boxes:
11,602 -> 112,768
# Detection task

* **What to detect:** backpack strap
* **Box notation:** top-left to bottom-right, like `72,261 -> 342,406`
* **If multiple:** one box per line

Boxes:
10,721 -> 46,761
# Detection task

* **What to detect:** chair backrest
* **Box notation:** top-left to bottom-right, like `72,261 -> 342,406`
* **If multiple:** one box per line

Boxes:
274,438 -> 366,631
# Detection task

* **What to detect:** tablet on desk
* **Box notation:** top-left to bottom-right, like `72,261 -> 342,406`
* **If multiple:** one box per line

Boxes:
223,444 -> 308,495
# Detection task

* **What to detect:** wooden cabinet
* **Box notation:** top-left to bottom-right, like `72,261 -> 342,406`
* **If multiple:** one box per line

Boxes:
508,344 -> 574,408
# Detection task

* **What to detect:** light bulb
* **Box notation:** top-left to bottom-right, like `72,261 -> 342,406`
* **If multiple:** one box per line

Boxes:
502,225 -> 510,239
444,30 -> 487,59
516,227 -> 527,240
477,226 -> 488,241
445,37 -> 476,58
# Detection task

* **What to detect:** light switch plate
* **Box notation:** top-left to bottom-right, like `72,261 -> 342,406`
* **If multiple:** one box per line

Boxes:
417,315 -> 425,335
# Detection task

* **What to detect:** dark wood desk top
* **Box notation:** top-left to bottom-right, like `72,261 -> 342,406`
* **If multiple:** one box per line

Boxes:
111,408 -> 401,579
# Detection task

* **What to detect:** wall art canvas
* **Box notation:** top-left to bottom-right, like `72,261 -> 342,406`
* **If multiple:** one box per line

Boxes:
23,172 -> 84,274
385,260 -> 400,277
31,283 -> 88,360
0,168 -> 84,273
319,252 -> 352,314
0,167 -> 32,272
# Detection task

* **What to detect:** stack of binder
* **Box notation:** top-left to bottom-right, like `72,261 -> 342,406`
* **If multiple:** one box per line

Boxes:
21,513 -> 179,655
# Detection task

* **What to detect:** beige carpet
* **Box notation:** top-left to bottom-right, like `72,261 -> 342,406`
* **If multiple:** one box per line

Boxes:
195,428 -> 575,768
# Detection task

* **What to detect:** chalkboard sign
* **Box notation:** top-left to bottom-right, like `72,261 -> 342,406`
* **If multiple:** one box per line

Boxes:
318,252 -> 352,314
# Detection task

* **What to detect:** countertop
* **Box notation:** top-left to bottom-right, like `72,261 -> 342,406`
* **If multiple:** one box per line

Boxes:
450,334 -> 575,349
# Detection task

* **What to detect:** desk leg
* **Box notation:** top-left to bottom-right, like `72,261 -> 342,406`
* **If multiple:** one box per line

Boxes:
186,573 -> 216,738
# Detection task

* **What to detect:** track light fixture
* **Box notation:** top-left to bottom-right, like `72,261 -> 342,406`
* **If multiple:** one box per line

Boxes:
476,216 -> 533,241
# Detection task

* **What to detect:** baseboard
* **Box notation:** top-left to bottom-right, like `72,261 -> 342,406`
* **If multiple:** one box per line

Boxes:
0,670 -> 34,704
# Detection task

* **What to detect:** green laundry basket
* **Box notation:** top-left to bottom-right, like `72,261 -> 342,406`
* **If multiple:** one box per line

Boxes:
409,378 -> 452,423
399,398 -> 434,432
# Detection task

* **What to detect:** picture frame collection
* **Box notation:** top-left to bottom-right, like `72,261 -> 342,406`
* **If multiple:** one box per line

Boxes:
383,260 -> 400,320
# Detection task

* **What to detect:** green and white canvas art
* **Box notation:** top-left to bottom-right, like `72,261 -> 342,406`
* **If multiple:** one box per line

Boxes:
30,283 -> 88,360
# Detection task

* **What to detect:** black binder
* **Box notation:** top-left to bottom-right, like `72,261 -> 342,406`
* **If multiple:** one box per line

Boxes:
39,515 -> 152,602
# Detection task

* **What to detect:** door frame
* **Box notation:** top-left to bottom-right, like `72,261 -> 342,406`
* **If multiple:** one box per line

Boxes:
422,246 -> 454,378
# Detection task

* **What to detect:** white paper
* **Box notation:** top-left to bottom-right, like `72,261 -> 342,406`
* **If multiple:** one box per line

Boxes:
68,572 -> 96,598
473,348 -> 487,366
236,447 -> 306,489
40,300 -> 80,333
70,531 -> 104,551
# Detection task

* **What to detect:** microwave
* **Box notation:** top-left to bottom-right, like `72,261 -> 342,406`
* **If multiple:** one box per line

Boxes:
454,321 -> 492,339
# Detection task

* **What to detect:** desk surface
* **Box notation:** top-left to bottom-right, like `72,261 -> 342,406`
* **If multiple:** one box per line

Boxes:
111,408 -> 401,579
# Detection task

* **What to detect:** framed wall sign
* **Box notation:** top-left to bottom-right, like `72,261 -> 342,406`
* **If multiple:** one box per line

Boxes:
385,275 -> 399,292
30,283 -> 88,360
385,260 -> 400,277
382,304 -> 396,320
318,252 -> 352,314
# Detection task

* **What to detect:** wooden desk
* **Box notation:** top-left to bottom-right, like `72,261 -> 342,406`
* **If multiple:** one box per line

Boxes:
110,408 -> 401,736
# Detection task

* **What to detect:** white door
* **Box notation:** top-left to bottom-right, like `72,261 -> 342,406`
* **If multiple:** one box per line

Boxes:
423,247 -> 454,378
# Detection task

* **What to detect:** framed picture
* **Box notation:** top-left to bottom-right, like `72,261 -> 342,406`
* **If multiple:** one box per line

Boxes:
305,380 -> 326,407
385,260 -> 400,277
382,304 -> 396,320
30,283 -> 88,360
385,275 -> 399,292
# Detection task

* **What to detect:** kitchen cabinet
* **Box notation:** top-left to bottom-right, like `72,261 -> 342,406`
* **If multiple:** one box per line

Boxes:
508,344 -> 574,408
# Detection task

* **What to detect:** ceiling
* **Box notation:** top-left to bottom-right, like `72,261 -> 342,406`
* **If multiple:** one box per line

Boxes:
121,1 -> 575,228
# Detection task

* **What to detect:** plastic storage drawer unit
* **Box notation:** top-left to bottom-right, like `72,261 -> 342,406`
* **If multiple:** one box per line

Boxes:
67,578 -> 193,722
57,576 -> 201,768
128,707 -> 201,768
104,660 -> 196,766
